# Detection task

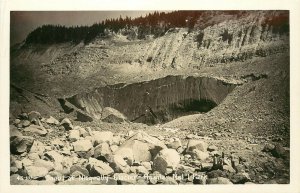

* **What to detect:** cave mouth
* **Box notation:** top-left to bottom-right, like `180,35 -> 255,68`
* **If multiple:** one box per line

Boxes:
64,75 -> 237,126
131,99 -> 217,125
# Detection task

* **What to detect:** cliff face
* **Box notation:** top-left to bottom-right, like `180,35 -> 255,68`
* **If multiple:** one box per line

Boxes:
65,76 -> 237,124
33,11 -> 288,78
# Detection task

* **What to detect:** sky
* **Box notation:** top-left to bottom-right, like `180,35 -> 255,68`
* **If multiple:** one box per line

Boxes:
10,11 -> 154,45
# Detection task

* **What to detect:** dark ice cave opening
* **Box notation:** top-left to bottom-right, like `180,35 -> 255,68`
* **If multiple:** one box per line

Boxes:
132,99 -> 218,125
64,75 -> 236,126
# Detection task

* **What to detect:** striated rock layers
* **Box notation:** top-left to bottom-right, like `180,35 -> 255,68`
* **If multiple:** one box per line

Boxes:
43,11 -> 289,76
63,75 -> 236,124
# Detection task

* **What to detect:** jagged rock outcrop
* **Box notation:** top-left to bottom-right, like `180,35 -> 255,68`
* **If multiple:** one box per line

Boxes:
63,75 -> 236,124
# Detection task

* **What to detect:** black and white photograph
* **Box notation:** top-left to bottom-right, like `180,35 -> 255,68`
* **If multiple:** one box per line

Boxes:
1,0 -> 300,193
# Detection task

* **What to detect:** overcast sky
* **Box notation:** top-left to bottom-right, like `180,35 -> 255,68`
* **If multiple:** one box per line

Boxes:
10,11 -> 154,45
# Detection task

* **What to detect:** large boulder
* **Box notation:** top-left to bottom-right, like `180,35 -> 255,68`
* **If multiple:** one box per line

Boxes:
30,140 -> 46,154
45,116 -> 60,125
74,126 -> 89,137
94,142 -> 112,161
10,136 -> 34,154
101,107 -> 127,123
166,138 -> 182,150
92,131 -> 114,146
73,140 -> 93,152
24,166 -> 49,179
190,149 -> 210,161
60,118 -> 73,130
28,111 -> 42,124
70,165 -> 90,177
10,127 -> 22,137
34,159 -> 55,172
44,150 -> 64,163
152,148 -> 180,175
109,155 -> 131,173
72,140 -> 94,158
186,139 -> 208,153
114,140 -> 152,163
68,130 -> 80,142
24,125 -> 47,136
114,131 -> 167,163
87,158 -> 114,176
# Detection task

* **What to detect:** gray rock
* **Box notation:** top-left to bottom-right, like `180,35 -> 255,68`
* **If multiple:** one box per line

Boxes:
201,162 -> 213,171
186,139 -> 208,153
271,144 -> 288,158
141,161 -> 152,171
25,165 -> 49,179
44,150 -> 64,163
27,152 -> 40,160
22,120 -> 31,127
190,149 -> 210,161
24,125 -> 47,136
14,119 -> 21,125
34,159 -> 54,171
19,113 -> 28,120
109,155 -> 131,173
45,116 -> 60,125
110,145 -> 119,152
10,166 -> 18,175
92,131 -> 114,146
114,140 -> 151,163
73,139 -> 93,152
30,140 -> 46,154
69,129 -> 80,142
94,142 -> 112,161
153,148 -> 180,175
74,126 -> 89,137
166,138 -> 182,150
130,166 -> 149,175
70,165 -> 90,177
14,158 -> 33,169
230,172 -> 251,184
60,118 -> 73,130
10,127 -> 22,137
10,136 -> 34,154
87,158 -> 114,176
115,131 -> 167,163
28,111 -> 41,123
